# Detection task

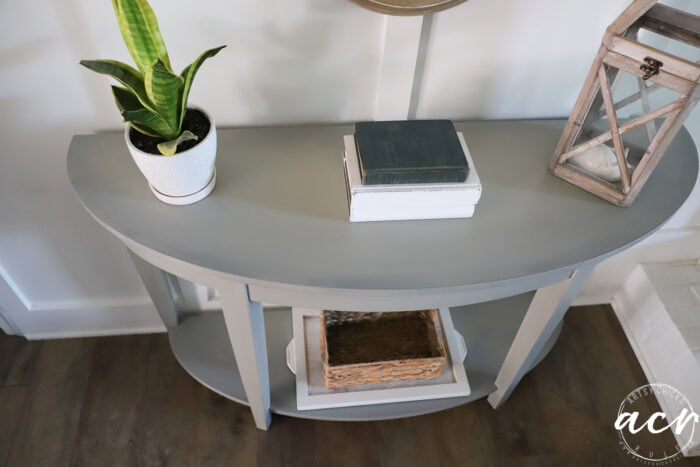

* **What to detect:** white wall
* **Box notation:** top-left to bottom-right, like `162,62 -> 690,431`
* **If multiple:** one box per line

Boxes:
0,0 -> 698,337
0,0 -> 384,336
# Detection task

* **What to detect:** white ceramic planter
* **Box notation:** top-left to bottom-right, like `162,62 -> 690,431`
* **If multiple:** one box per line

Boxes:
126,108 -> 217,205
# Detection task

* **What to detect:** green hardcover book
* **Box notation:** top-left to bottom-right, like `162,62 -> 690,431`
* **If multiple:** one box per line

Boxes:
354,120 -> 469,185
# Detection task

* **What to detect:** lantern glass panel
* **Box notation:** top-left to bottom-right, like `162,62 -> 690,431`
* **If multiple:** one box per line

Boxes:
566,63 -> 682,188
634,29 -> 700,63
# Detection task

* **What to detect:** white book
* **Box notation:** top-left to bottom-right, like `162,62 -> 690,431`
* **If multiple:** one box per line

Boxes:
343,132 -> 482,222
346,202 -> 476,222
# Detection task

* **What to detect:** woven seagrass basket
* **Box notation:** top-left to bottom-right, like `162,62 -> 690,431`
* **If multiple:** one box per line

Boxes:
320,309 -> 447,389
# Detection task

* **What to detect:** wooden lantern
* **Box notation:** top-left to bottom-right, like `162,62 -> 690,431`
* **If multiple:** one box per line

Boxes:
550,0 -> 700,206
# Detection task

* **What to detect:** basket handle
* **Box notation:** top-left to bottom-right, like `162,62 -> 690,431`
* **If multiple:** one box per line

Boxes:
286,339 -> 296,374
454,330 -> 468,362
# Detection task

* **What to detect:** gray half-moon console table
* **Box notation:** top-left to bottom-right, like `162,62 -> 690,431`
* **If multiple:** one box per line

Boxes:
67,119 -> 698,430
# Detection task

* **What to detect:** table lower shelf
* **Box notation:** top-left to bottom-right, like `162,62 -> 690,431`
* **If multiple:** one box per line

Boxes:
169,291 -> 558,422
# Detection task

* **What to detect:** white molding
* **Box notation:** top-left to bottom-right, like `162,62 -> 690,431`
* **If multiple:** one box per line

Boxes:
407,13 -> 434,120
0,264 -> 31,310
28,296 -> 152,312
375,15 -> 426,120
0,264 -> 29,335
10,302 -> 166,340
0,308 -> 20,335
572,287 -> 618,306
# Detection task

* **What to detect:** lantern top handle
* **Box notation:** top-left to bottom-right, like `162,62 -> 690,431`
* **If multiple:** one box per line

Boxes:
608,0 -> 659,35
607,0 -> 700,50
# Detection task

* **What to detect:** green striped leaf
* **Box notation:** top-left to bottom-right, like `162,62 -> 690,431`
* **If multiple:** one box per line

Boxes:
112,85 -> 141,113
157,130 -> 198,156
145,59 -> 183,132
112,85 -> 176,138
123,107 -> 178,139
80,59 -> 155,112
178,46 -> 225,128
112,0 -> 171,73
111,86 -> 160,137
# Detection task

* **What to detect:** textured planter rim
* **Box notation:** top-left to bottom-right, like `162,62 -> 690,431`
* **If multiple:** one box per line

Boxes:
125,107 -> 217,205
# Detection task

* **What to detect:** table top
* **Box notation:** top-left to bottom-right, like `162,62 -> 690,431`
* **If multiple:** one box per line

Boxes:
67,119 -> 698,293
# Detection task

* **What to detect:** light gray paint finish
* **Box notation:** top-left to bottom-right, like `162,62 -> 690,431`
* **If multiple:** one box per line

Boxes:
119,230 -> 573,311
68,119 -> 697,425
246,266 -> 577,311
66,120 -> 698,297
219,283 -> 271,429
169,293 -> 540,422
488,265 -> 594,408
127,249 -> 178,328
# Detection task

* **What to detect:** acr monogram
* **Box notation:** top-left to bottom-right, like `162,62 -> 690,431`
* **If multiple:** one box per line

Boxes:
615,384 -> 699,464
615,408 -> 698,436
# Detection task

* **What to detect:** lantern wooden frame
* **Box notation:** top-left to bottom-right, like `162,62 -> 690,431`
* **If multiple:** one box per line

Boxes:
550,0 -> 700,206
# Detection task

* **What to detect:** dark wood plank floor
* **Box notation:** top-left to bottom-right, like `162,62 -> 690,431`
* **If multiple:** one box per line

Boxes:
1,305 -> 698,467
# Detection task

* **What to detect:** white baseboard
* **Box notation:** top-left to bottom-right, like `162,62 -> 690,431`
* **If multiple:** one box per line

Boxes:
28,296 -> 153,312
0,264 -> 31,310
0,308 -> 20,335
572,287 -> 617,306
7,302 -> 166,340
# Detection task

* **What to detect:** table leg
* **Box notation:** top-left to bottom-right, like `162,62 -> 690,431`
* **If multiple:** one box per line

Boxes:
219,283 -> 271,430
128,249 -> 178,328
488,265 -> 594,408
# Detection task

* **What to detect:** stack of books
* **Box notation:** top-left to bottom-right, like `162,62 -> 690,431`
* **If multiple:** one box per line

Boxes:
342,120 -> 482,222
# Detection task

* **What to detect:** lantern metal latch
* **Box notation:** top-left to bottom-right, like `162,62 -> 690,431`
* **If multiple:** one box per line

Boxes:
640,57 -> 663,80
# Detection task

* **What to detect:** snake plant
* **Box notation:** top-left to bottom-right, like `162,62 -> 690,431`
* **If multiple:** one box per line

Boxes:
80,0 -> 225,155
